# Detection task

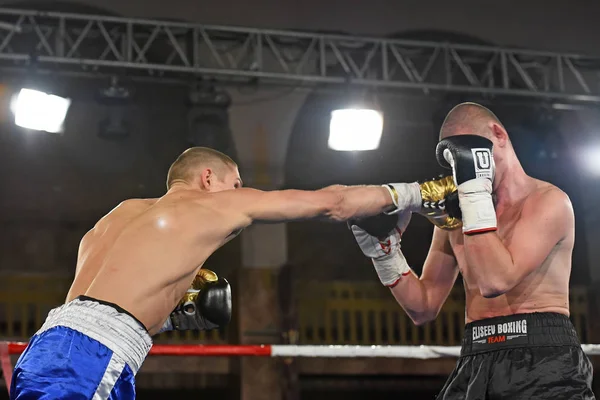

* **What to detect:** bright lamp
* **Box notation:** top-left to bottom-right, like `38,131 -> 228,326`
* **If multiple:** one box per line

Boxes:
328,108 -> 383,151
580,146 -> 600,177
13,88 -> 71,133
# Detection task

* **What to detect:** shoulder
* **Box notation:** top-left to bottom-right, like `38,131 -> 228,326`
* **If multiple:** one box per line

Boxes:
523,181 -> 573,223
159,189 -> 259,211
105,198 -> 157,221
201,188 -> 266,208
94,198 -> 157,229
154,189 -> 256,221
158,189 -> 254,239
528,181 -> 571,209
112,198 -> 158,212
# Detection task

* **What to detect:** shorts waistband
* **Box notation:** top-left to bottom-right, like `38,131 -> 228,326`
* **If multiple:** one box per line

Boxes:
461,312 -> 580,356
76,295 -> 149,331
38,296 -> 153,374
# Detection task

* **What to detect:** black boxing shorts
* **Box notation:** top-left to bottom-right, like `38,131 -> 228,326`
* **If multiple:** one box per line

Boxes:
436,312 -> 595,400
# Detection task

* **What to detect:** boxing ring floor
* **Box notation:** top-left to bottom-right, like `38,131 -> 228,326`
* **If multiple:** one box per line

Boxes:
2,342 -> 600,392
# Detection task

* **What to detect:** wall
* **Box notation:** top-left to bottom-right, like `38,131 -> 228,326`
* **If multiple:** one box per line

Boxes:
0,75 -> 245,274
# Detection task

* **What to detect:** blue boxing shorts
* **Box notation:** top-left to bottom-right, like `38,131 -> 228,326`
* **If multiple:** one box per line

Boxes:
10,295 -> 153,400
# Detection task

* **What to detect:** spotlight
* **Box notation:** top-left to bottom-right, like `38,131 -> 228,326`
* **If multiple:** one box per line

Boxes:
12,88 -> 71,133
328,108 -> 384,151
580,146 -> 600,177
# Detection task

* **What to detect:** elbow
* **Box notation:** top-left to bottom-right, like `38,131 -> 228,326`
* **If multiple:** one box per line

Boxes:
409,310 -> 439,326
480,289 -> 504,299
479,281 -> 513,299
412,316 -> 433,326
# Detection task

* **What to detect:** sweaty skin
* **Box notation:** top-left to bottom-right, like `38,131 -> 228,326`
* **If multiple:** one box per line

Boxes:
385,102 -> 575,325
450,180 -> 572,322
66,167 -> 394,335
389,177 -> 572,324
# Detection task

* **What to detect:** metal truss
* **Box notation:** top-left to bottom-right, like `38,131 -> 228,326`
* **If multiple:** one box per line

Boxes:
0,7 -> 599,102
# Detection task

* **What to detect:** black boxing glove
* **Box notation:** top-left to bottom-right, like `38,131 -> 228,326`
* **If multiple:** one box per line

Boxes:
436,135 -> 496,234
349,211 -> 412,287
445,190 -> 462,221
159,269 -> 232,332
348,213 -> 399,240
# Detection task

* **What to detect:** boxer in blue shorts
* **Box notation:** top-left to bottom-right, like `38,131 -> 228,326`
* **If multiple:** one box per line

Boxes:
11,147 -> 413,399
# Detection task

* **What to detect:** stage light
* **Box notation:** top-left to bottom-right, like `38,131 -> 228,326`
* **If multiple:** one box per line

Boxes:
580,146 -> 600,177
328,108 -> 383,151
12,88 -> 71,133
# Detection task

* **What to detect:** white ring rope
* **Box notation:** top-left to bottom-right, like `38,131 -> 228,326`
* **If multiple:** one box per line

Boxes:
271,344 -> 600,358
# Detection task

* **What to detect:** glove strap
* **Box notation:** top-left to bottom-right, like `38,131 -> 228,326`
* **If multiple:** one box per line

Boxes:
383,182 -> 421,215
157,318 -> 173,334
458,178 -> 497,235
372,249 -> 412,287
161,290 -> 218,332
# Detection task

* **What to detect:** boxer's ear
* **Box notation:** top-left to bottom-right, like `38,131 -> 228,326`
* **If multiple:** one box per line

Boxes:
490,123 -> 508,148
200,168 -> 214,190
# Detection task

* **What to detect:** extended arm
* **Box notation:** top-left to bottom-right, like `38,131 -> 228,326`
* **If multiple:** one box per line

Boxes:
232,185 -> 395,224
233,172 -> 462,226
464,188 -> 572,298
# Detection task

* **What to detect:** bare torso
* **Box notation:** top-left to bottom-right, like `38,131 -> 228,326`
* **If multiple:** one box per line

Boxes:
448,179 -> 572,323
65,190 -> 246,335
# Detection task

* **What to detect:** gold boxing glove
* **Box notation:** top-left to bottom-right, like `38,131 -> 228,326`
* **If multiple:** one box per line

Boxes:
384,175 -> 461,231
159,269 -> 232,333
418,175 -> 461,230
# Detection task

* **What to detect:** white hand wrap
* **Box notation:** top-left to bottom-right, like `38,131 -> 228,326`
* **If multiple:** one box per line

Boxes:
351,211 -> 412,287
372,249 -> 411,287
383,182 -> 422,215
457,178 -> 497,235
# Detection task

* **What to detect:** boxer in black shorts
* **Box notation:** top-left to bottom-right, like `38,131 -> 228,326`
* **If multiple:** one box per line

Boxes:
440,312 -> 592,398
350,103 -> 594,399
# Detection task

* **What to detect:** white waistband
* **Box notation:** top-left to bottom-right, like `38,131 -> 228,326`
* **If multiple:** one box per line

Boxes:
38,298 -> 153,374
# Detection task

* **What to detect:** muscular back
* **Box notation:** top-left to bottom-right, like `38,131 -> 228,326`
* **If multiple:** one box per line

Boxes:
66,190 -> 247,334
66,199 -> 157,303
448,180 -> 573,322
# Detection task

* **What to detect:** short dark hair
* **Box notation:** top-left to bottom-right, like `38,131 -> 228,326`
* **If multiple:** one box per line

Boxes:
166,147 -> 237,189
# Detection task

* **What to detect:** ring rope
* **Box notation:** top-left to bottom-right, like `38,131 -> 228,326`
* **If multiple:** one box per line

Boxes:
2,342 -> 600,358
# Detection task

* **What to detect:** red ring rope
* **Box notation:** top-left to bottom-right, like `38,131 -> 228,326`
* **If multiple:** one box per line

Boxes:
4,342 -> 273,357
148,344 -> 272,356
